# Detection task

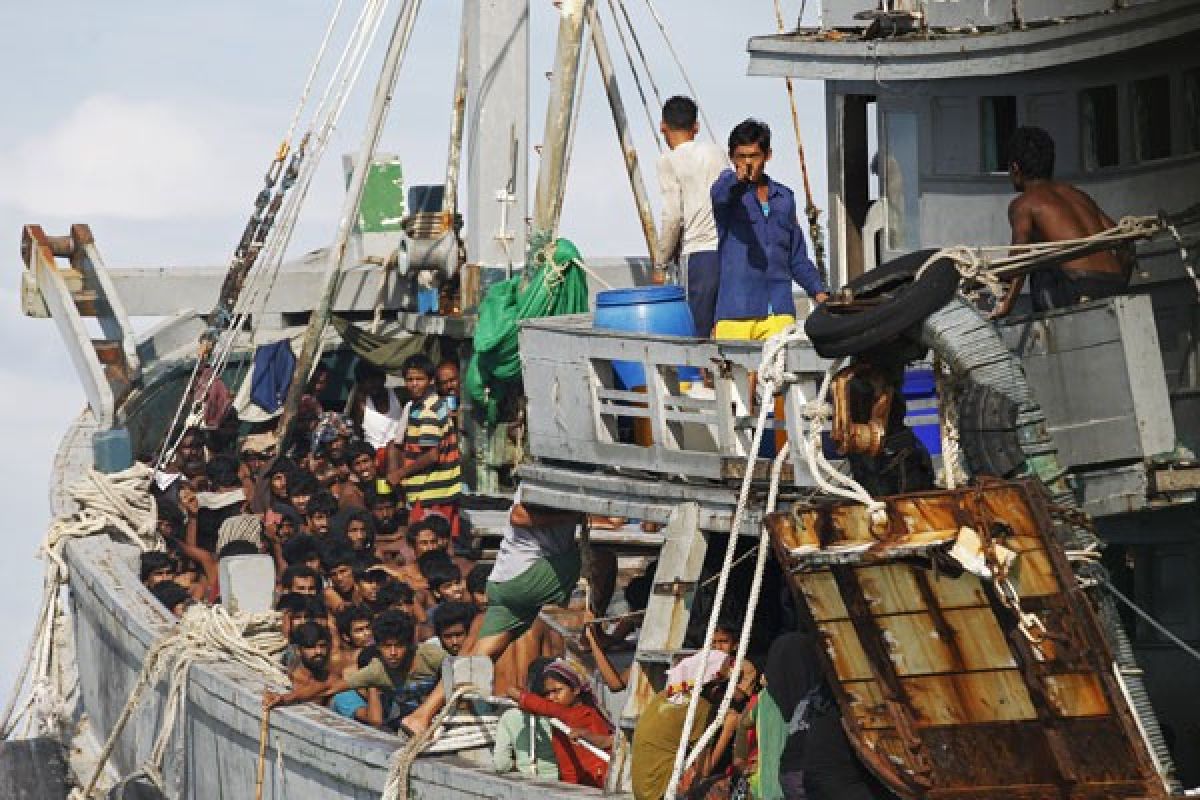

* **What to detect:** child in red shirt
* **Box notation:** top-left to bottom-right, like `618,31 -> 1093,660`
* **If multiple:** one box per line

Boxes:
509,659 -> 612,787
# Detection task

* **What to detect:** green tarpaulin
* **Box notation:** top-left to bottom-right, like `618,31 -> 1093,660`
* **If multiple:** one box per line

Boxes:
465,238 -> 590,423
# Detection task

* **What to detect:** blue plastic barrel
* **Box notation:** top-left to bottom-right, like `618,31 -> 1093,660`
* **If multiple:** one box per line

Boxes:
902,367 -> 942,455
593,286 -> 700,388
93,427 -> 134,473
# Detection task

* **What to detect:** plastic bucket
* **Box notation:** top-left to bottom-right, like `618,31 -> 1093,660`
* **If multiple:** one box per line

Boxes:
902,366 -> 942,455
593,286 -> 700,388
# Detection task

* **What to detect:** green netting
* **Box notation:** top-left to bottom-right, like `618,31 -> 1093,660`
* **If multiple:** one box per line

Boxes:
465,237 -> 590,423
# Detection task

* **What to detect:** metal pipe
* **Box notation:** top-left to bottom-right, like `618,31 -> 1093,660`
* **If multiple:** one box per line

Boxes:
443,7 -> 469,222
586,0 -> 660,266
532,0 -> 588,241
277,0 -> 424,441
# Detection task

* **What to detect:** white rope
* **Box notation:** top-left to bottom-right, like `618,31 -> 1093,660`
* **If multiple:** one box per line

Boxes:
76,605 -> 287,799
381,684 -> 485,800
1,464 -> 159,743
664,326 -> 886,799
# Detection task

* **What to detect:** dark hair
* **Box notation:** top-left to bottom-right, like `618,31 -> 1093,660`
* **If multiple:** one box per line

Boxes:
407,515 -> 451,544
371,609 -> 416,646
623,563 -> 654,612
467,563 -> 491,595
140,551 -> 176,583
282,534 -> 320,566
217,540 -> 261,560
728,118 -> 771,155
715,617 -> 740,639
266,458 -> 297,480
353,359 -> 385,383
331,508 -> 377,550
434,601 -> 476,635
205,454 -> 241,490
157,501 -> 185,536
374,580 -> 415,610
321,542 -> 357,572
347,441 -> 376,464
357,645 -> 381,669
356,564 -> 391,585
401,353 -> 436,379
1008,125 -> 1055,180
662,95 -> 698,131
275,592 -> 310,613
281,564 -> 323,592
418,551 -> 460,589
290,620 -> 331,648
307,490 -> 339,518
527,656 -> 556,696
289,472 -> 319,498
335,604 -> 374,638
150,581 -> 191,612
277,507 -> 304,531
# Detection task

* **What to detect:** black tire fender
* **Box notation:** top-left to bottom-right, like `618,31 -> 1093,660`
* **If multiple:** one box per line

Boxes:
805,249 -> 961,358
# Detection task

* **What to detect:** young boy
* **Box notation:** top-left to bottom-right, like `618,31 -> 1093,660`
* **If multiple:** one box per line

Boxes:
265,610 -> 417,729
418,552 -> 469,618
322,544 -> 361,613
331,604 -> 374,677
387,354 -> 462,540
408,600 -> 475,689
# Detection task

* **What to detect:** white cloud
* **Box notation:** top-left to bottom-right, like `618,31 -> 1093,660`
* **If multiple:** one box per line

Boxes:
0,93 -> 275,221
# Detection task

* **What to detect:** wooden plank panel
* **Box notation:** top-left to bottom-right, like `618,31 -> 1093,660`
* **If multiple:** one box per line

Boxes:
841,679 -> 891,730
1043,673 -> 1111,718
904,672 -> 1037,725
920,722 -> 1060,787
1013,547 -> 1061,598
796,572 -> 849,621
926,571 -> 989,609
875,613 -> 959,676
855,566 -> 928,615
943,608 -> 1017,672
822,620 -> 874,681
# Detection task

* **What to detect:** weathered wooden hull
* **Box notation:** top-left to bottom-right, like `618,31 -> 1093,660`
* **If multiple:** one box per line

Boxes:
768,480 -> 1171,800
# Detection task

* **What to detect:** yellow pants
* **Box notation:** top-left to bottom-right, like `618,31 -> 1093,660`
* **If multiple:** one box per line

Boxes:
711,314 -> 796,341
713,314 -> 795,452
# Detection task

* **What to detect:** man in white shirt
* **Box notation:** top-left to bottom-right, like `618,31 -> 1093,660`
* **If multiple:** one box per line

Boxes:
656,95 -> 728,338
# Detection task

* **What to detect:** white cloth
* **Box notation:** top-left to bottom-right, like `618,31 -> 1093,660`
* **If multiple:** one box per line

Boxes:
656,139 -> 728,263
362,389 -> 407,450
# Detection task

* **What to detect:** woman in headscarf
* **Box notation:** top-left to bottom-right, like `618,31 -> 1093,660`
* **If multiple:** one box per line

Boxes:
631,650 -> 730,799
755,632 -> 823,799
508,658 -> 612,787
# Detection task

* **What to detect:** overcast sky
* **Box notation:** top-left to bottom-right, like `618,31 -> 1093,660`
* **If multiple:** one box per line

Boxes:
0,0 -> 827,699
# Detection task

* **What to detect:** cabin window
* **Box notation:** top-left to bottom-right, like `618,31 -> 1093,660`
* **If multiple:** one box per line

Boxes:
981,96 -> 1018,173
1183,68 -> 1200,154
1132,75 -> 1172,162
883,110 -> 920,251
1081,85 -> 1120,170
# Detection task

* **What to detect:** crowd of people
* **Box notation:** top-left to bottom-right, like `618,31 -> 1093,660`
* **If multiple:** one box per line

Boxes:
130,95 -> 931,799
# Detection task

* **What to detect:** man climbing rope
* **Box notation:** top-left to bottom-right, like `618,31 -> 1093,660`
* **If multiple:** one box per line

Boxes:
991,126 -> 1135,318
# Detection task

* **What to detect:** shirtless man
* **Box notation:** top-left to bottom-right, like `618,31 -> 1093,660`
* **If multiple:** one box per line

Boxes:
992,126 -> 1134,318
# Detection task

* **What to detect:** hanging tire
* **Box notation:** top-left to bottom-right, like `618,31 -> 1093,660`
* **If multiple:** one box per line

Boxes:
805,249 -> 961,358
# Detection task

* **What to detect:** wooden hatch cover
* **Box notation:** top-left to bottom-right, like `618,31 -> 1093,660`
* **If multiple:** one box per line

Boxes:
765,479 -> 1171,800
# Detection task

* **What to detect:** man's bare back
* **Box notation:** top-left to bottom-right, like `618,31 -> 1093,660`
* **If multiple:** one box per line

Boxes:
1009,181 -> 1126,278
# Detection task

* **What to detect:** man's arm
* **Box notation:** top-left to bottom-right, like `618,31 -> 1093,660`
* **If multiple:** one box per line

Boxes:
992,197 -> 1035,319
785,202 -> 828,301
656,155 -> 684,268
709,168 -> 742,225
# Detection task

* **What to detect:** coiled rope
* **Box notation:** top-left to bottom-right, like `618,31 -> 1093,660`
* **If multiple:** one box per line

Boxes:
1,464 -> 160,743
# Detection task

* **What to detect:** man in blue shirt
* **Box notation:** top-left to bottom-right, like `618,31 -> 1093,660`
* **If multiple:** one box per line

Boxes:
711,118 -> 828,342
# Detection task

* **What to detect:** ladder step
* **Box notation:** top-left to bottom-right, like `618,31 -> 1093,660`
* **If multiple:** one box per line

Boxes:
92,340 -> 124,366
72,289 -> 98,316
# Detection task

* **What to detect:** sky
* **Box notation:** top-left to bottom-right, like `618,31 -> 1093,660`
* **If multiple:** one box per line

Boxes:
0,0 -> 827,700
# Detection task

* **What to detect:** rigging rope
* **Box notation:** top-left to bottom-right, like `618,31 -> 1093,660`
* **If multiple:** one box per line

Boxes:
605,0 -> 662,152
638,0 -> 716,143
1,464 -> 160,743
614,0 -> 664,110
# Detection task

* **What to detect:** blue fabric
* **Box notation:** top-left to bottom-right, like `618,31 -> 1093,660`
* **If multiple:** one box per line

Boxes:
250,340 -> 297,413
684,249 -> 721,338
711,169 -> 826,322
331,689 -> 368,719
